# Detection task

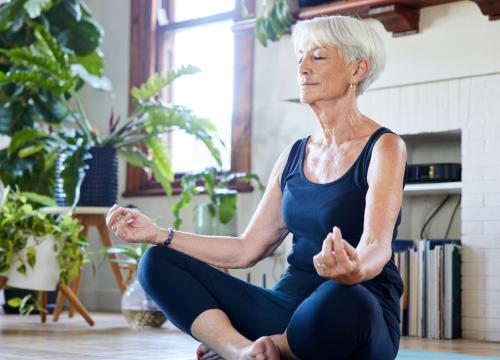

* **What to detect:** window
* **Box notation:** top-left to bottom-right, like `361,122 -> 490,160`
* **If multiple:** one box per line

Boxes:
125,0 -> 255,196
163,3 -> 234,172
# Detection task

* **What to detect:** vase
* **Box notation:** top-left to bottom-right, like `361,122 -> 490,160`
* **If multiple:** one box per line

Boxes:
121,277 -> 167,329
55,145 -> 118,207
6,235 -> 60,291
194,194 -> 238,236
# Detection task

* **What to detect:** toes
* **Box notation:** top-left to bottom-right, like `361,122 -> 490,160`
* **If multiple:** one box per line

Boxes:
201,350 -> 220,360
249,337 -> 280,360
197,343 -> 211,359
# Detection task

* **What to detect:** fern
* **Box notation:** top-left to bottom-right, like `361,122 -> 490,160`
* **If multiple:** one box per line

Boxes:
0,47 -> 71,80
130,65 -> 201,102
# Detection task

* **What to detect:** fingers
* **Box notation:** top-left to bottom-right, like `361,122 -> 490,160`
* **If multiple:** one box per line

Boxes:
106,204 -> 119,225
106,205 -> 127,229
332,227 -> 348,262
321,233 -> 334,257
342,240 -> 359,262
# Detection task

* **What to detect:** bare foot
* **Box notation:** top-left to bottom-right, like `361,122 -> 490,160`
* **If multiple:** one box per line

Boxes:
237,336 -> 280,360
197,342 -> 224,360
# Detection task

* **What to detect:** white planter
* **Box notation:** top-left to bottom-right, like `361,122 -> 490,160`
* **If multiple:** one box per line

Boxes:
6,235 -> 60,291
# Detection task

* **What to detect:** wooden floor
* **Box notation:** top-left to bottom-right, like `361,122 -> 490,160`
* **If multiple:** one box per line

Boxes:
1,312 -> 500,359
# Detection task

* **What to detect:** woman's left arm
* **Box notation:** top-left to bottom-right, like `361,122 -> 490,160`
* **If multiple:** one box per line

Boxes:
313,133 -> 407,284
356,133 -> 407,283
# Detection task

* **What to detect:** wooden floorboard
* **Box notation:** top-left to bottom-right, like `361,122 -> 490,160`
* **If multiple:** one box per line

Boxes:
1,312 -> 500,359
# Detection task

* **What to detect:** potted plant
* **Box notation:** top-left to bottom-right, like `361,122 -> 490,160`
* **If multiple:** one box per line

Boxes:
0,186 -> 89,311
172,167 -> 265,235
0,0 -> 110,202
100,243 -> 167,329
0,0 -> 224,207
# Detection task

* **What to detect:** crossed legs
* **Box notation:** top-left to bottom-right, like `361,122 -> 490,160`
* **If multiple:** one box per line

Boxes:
138,246 -> 398,360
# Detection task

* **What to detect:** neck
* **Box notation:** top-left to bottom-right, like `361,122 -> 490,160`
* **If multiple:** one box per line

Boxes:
308,95 -> 364,148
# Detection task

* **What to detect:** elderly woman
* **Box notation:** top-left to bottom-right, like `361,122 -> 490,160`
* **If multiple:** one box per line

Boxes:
107,14 -> 407,360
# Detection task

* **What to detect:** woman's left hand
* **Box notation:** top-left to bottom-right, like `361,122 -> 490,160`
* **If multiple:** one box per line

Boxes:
313,226 -> 364,285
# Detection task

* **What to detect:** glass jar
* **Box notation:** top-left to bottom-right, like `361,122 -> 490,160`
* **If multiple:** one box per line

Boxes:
121,277 -> 167,328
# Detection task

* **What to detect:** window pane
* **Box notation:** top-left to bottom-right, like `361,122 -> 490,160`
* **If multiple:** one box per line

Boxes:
168,20 -> 234,173
173,0 -> 235,22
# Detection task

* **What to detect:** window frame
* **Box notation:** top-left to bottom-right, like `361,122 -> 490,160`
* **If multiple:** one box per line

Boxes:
124,0 -> 255,197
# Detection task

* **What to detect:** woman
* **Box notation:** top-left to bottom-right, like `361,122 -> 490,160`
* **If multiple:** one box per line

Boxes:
107,15 -> 407,360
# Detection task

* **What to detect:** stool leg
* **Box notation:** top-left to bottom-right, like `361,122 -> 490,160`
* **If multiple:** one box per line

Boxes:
59,283 -> 94,326
0,276 -> 7,290
39,291 -> 47,323
68,224 -> 88,317
98,221 -> 126,293
68,270 -> 82,318
52,287 -> 65,322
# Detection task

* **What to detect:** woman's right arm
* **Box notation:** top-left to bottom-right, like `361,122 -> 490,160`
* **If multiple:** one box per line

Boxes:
107,144 -> 293,269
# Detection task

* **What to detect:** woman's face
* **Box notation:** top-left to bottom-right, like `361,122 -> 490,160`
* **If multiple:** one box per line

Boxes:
296,42 -> 357,104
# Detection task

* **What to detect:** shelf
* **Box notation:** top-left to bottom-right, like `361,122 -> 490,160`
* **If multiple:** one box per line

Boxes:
234,0 -> 500,37
404,181 -> 462,196
298,0 -> 500,36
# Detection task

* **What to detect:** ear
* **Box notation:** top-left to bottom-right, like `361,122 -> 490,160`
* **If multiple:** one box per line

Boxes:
351,59 -> 369,83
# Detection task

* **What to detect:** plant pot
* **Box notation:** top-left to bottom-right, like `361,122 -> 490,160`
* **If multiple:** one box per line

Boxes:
6,235 -> 60,292
121,277 -> 167,329
55,145 -> 118,207
298,0 -> 336,7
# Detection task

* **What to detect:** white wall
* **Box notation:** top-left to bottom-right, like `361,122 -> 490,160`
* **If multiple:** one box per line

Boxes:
79,0 -> 500,342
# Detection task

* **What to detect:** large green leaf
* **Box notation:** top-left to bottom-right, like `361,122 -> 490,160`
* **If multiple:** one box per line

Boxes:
23,0 -> 53,18
21,191 -> 56,206
73,48 -> 104,76
57,17 -> 103,56
0,100 -> 34,135
144,136 -> 173,181
7,127 -> 45,156
217,192 -> 237,224
131,65 -> 201,102
0,69 -> 72,94
58,135 -> 91,207
0,46 -> 72,80
0,0 -> 26,32
45,0 -> 81,28
70,63 -> 111,91
117,147 -> 149,169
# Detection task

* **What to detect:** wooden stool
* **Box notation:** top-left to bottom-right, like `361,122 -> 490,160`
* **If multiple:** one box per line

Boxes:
0,276 -> 93,326
42,207 -> 126,323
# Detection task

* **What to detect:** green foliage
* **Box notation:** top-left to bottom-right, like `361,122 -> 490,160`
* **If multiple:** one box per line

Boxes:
172,167 -> 266,229
242,0 -> 293,47
0,186 -> 89,284
99,243 -> 148,270
0,0 -> 108,204
0,1 -> 225,209
7,294 -> 36,315
104,67 -> 224,199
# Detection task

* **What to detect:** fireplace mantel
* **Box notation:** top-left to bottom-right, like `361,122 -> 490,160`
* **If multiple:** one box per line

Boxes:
233,0 -> 500,37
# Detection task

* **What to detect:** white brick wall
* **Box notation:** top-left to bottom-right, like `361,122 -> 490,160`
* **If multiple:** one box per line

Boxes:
358,73 -> 500,341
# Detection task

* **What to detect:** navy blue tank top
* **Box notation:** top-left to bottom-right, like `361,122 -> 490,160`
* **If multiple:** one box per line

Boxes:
280,127 -> 405,297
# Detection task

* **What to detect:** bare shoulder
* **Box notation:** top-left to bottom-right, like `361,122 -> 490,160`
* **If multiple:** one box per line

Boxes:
367,132 -> 407,185
373,132 -> 407,161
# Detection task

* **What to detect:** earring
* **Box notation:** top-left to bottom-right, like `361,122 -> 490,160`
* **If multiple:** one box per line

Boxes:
349,83 -> 356,90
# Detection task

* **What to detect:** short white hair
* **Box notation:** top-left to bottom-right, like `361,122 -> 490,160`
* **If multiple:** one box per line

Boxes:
292,15 -> 386,95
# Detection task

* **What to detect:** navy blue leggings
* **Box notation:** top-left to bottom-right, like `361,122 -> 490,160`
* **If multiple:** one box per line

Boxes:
138,246 -> 399,360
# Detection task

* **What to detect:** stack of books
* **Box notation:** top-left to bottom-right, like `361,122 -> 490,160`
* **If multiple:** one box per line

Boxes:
393,239 -> 461,339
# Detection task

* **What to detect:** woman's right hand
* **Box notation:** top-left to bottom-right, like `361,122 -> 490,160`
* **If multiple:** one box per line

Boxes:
106,205 -> 162,244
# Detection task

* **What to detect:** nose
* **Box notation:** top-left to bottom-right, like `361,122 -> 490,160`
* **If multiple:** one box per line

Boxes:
298,57 -> 311,75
